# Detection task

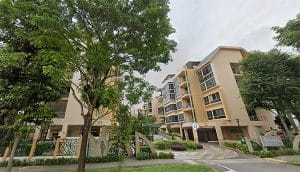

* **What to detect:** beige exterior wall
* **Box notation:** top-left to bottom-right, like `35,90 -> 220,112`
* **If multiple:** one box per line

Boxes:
152,46 -> 276,146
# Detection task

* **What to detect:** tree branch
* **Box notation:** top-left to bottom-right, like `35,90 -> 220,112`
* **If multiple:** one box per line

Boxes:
70,85 -> 85,117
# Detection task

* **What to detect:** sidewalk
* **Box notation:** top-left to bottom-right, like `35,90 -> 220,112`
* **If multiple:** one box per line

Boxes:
0,159 -> 182,172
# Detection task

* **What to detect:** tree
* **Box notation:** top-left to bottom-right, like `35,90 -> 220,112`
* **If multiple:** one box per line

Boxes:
0,1 -> 68,171
240,49 -> 300,141
273,13 -> 300,51
17,1 -> 176,171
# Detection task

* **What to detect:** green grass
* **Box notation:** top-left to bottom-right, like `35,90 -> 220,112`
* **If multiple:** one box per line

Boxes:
82,164 -> 214,172
288,160 -> 300,166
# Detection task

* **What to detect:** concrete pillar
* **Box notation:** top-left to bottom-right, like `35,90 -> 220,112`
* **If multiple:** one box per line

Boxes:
215,125 -> 224,147
53,138 -> 61,159
76,136 -> 82,158
1,145 -> 11,163
46,128 -> 53,139
179,124 -> 183,138
192,128 -> 199,144
28,127 -> 41,161
60,125 -> 68,138
184,129 -> 189,141
247,126 -> 259,142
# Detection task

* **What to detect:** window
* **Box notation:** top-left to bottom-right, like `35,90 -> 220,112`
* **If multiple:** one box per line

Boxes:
247,109 -> 259,121
204,97 -> 209,105
164,104 -> 177,113
177,101 -> 182,109
166,115 -> 179,123
48,100 -> 68,118
213,108 -> 226,119
198,64 -> 216,91
207,111 -> 213,120
178,114 -> 184,121
204,92 -> 221,105
236,79 -> 242,88
158,107 -> 164,115
230,63 -> 242,74
207,108 -> 226,120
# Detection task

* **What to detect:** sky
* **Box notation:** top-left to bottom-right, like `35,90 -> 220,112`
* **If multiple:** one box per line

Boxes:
145,0 -> 300,88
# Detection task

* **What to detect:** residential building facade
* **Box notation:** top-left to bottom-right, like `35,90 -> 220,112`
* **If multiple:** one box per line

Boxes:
150,46 -> 276,146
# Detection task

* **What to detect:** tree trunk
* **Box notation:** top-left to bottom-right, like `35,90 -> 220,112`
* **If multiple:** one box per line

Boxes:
7,134 -> 22,172
277,113 -> 293,142
287,113 -> 299,133
77,112 -> 92,172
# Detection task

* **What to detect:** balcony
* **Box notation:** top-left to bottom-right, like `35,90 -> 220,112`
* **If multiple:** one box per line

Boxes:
183,104 -> 193,112
249,116 -> 265,121
181,91 -> 190,99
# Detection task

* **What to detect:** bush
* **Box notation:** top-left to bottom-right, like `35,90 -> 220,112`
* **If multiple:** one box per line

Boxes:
170,145 -> 187,151
224,142 -> 249,154
149,152 -> 158,159
154,141 -> 168,150
154,140 -> 199,150
197,144 -> 203,149
0,155 -> 119,167
35,141 -> 54,156
136,152 -> 150,160
158,152 -> 174,159
15,140 -> 32,157
140,145 -> 151,153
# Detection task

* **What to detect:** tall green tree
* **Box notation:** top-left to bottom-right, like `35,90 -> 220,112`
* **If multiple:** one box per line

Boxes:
240,49 -> 300,141
0,1 -> 68,171
273,13 -> 300,51
16,1 -> 176,171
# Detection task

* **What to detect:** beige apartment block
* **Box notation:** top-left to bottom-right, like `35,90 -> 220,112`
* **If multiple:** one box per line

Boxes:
151,46 -> 276,146
35,72 -> 114,140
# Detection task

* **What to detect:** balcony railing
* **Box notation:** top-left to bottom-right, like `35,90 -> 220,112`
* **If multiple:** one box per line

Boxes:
249,116 -> 265,121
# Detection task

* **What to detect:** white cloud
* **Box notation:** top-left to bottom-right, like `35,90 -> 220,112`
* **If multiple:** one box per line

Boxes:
146,0 -> 300,87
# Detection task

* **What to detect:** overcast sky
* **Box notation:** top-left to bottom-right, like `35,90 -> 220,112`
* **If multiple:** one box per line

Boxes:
145,0 -> 300,88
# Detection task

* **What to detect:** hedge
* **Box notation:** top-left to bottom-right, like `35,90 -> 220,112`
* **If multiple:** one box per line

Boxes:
136,152 -> 174,160
0,155 -> 118,167
154,140 -> 200,150
224,142 -> 300,158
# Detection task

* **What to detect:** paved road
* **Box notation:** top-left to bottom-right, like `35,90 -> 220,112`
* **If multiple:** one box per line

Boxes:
172,143 -> 300,172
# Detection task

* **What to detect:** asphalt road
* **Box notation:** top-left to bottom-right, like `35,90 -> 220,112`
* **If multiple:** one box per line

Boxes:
200,158 -> 300,172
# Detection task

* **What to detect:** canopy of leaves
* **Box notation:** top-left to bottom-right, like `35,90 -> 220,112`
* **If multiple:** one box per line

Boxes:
273,13 -> 300,51
0,0 -> 68,136
240,49 -> 300,115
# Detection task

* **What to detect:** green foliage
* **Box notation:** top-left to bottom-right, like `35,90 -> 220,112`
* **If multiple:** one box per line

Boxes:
154,140 -> 199,150
140,146 -> 151,153
0,155 -> 118,167
14,139 -> 32,157
158,152 -> 174,159
131,114 -> 157,139
136,152 -> 150,160
273,13 -> 300,51
240,49 -> 300,132
135,152 -> 173,160
252,149 -> 300,158
35,141 -> 54,156
224,142 -> 250,154
109,105 -> 133,164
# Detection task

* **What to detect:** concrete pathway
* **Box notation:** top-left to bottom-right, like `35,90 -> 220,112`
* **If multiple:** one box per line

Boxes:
172,143 -> 239,162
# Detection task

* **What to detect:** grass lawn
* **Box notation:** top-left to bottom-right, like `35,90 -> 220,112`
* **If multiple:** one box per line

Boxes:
81,164 -> 214,172
288,160 -> 300,166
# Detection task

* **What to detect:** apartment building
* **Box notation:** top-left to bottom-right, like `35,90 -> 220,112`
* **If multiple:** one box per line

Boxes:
35,72 -> 114,140
151,46 -> 276,146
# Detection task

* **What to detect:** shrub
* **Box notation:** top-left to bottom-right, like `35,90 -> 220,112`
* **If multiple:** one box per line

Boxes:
158,152 -> 174,159
154,141 -> 168,150
149,152 -> 158,159
140,145 -> 151,153
136,152 -> 150,160
197,144 -> 203,149
224,142 -> 249,153
154,140 -> 199,150
170,145 -> 187,151
0,155 -> 119,167
15,140 -> 32,157
35,141 -> 54,156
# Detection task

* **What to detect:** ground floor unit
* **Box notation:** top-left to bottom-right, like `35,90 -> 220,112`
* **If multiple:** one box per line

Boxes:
160,122 -> 272,146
